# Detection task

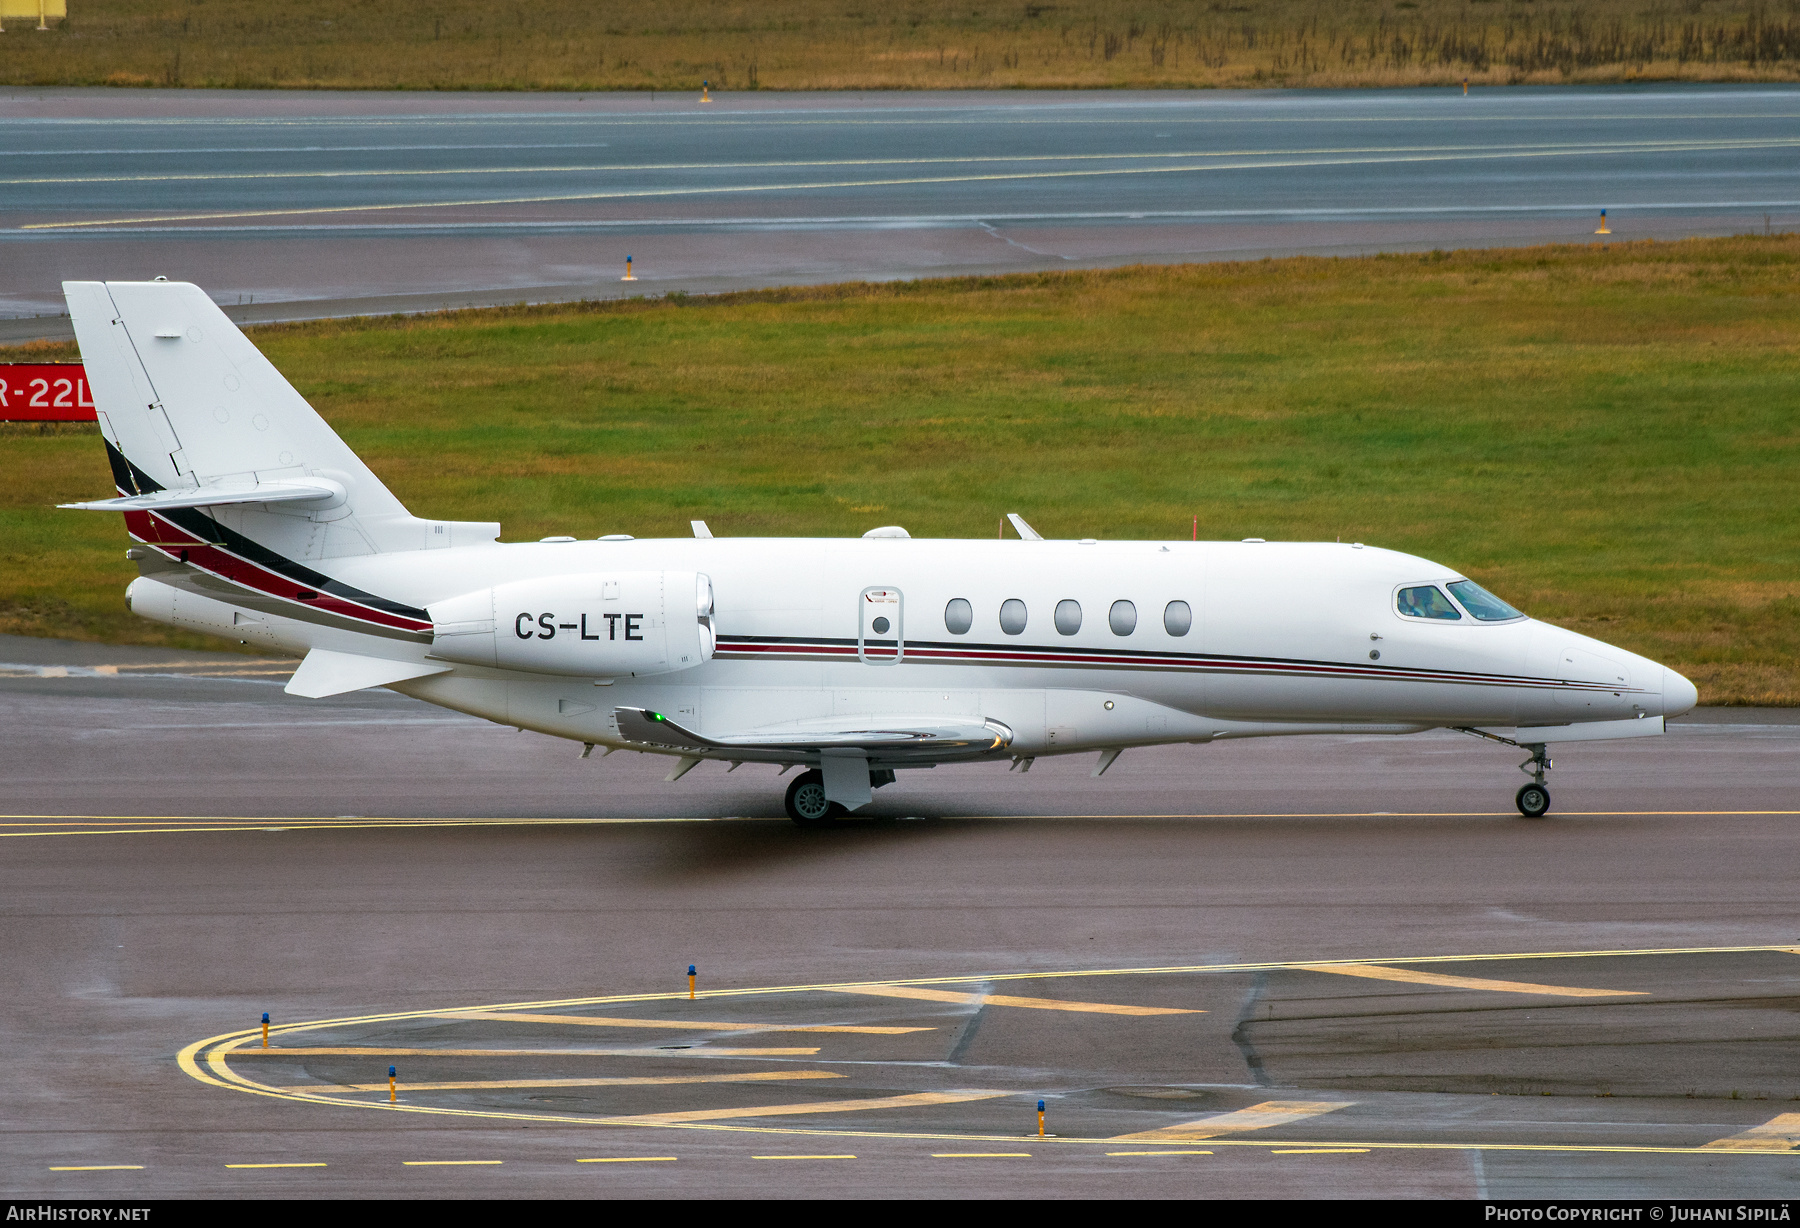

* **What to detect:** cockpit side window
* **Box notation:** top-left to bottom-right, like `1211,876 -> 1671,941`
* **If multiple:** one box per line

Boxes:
1396,585 -> 1461,620
1446,580 -> 1524,622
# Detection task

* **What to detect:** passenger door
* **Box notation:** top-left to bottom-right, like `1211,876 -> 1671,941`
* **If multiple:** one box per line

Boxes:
858,587 -> 903,665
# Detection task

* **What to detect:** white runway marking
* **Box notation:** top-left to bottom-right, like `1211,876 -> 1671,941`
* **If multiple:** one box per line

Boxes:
30,138 -> 1800,230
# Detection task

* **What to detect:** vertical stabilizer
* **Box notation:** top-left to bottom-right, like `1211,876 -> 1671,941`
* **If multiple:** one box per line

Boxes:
64,280 -> 498,557
66,280 -> 405,514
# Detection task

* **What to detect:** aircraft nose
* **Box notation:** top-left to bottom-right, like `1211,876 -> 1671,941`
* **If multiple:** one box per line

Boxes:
1663,666 -> 1699,717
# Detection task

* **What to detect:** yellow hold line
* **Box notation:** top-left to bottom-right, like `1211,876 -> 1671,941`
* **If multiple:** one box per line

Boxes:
1292,962 -> 1646,997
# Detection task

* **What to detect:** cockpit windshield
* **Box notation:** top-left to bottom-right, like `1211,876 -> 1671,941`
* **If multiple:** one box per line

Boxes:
1446,579 -> 1524,622
1396,585 -> 1461,620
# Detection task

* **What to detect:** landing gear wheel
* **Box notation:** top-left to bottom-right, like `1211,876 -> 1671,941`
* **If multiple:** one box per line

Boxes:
785,770 -> 843,827
1515,783 -> 1552,819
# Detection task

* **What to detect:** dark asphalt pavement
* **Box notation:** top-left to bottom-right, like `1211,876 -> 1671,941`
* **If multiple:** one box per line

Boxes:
2,636 -> 1797,1198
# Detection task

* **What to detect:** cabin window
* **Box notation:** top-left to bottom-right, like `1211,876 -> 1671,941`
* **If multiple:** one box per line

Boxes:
1054,599 -> 1083,635
1446,580 -> 1524,622
944,598 -> 973,635
999,598 -> 1028,635
1397,585 -> 1461,620
1109,600 -> 1137,636
1163,600 -> 1192,636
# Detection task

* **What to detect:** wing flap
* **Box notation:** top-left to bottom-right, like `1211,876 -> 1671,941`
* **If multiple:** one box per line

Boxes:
614,706 -> 1011,761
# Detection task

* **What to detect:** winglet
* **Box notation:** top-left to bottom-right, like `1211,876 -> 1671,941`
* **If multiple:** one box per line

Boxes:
1006,513 -> 1044,541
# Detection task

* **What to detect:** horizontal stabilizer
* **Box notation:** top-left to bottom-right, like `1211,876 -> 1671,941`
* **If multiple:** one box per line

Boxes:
614,706 -> 1011,762
285,648 -> 451,699
1477,715 -> 1665,744
60,480 -> 344,512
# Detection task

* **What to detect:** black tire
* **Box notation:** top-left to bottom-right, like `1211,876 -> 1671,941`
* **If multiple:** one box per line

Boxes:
785,770 -> 843,827
1515,783 -> 1552,819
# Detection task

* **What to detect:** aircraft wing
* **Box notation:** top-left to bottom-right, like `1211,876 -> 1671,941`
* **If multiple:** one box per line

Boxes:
613,706 -> 1012,762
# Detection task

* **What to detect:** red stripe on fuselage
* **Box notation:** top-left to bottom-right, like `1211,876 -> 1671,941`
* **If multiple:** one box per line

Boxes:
132,511 -> 430,634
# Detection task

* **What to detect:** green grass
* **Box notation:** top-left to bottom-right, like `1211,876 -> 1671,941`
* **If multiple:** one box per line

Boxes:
6,235 -> 1799,703
8,0 -> 1800,91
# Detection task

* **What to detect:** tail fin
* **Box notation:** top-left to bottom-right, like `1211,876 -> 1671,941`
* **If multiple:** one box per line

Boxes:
63,280 -> 496,556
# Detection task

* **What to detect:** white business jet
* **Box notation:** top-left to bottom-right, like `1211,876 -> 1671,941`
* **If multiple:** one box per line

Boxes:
60,280 -> 1698,823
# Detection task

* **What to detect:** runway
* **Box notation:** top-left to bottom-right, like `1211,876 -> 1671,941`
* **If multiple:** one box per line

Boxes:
3,635 -> 1798,1199
5,85 -> 1799,338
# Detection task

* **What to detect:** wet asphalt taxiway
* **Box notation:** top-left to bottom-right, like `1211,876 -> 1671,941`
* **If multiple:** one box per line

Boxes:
3,635 -> 1798,1198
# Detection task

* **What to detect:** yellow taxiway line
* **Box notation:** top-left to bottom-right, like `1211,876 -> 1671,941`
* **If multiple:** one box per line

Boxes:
828,984 -> 1199,1015
48,1165 -> 143,1171
433,1009 -> 932,1035
609,1090 -> 1011,1125
276,1070 -> 843,1094
1700,1113 -> 1800,1151
1111,1100 -> 1355,1143
232,1046 -> 821,1057
174,944 -> 1800,1155
9,809 -> 1800,840
177,943 -> 1800,1034
1292,962 -> 1644,997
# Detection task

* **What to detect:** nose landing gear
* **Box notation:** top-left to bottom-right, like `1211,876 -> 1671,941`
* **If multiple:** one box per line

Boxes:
1456,727 -> 1554,818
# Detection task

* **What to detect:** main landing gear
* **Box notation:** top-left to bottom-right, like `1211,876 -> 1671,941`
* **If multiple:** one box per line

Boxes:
1514,743 -> 1552,818
782,766 -> 898,826
784,769 -> 845,827
1456,728 -> 1553,818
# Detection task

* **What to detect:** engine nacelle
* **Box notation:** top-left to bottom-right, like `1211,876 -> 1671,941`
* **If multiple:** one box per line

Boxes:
428,571 -> 715,679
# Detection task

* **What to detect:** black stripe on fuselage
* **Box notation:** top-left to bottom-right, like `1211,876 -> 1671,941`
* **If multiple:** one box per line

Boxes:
108,441 -> 430,623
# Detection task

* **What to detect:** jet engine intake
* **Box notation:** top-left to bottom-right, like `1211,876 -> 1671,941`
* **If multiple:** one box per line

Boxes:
428,571 -> 714,678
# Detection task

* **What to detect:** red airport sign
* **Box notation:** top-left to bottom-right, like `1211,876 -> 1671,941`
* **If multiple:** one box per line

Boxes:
0,364 -> 95,422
